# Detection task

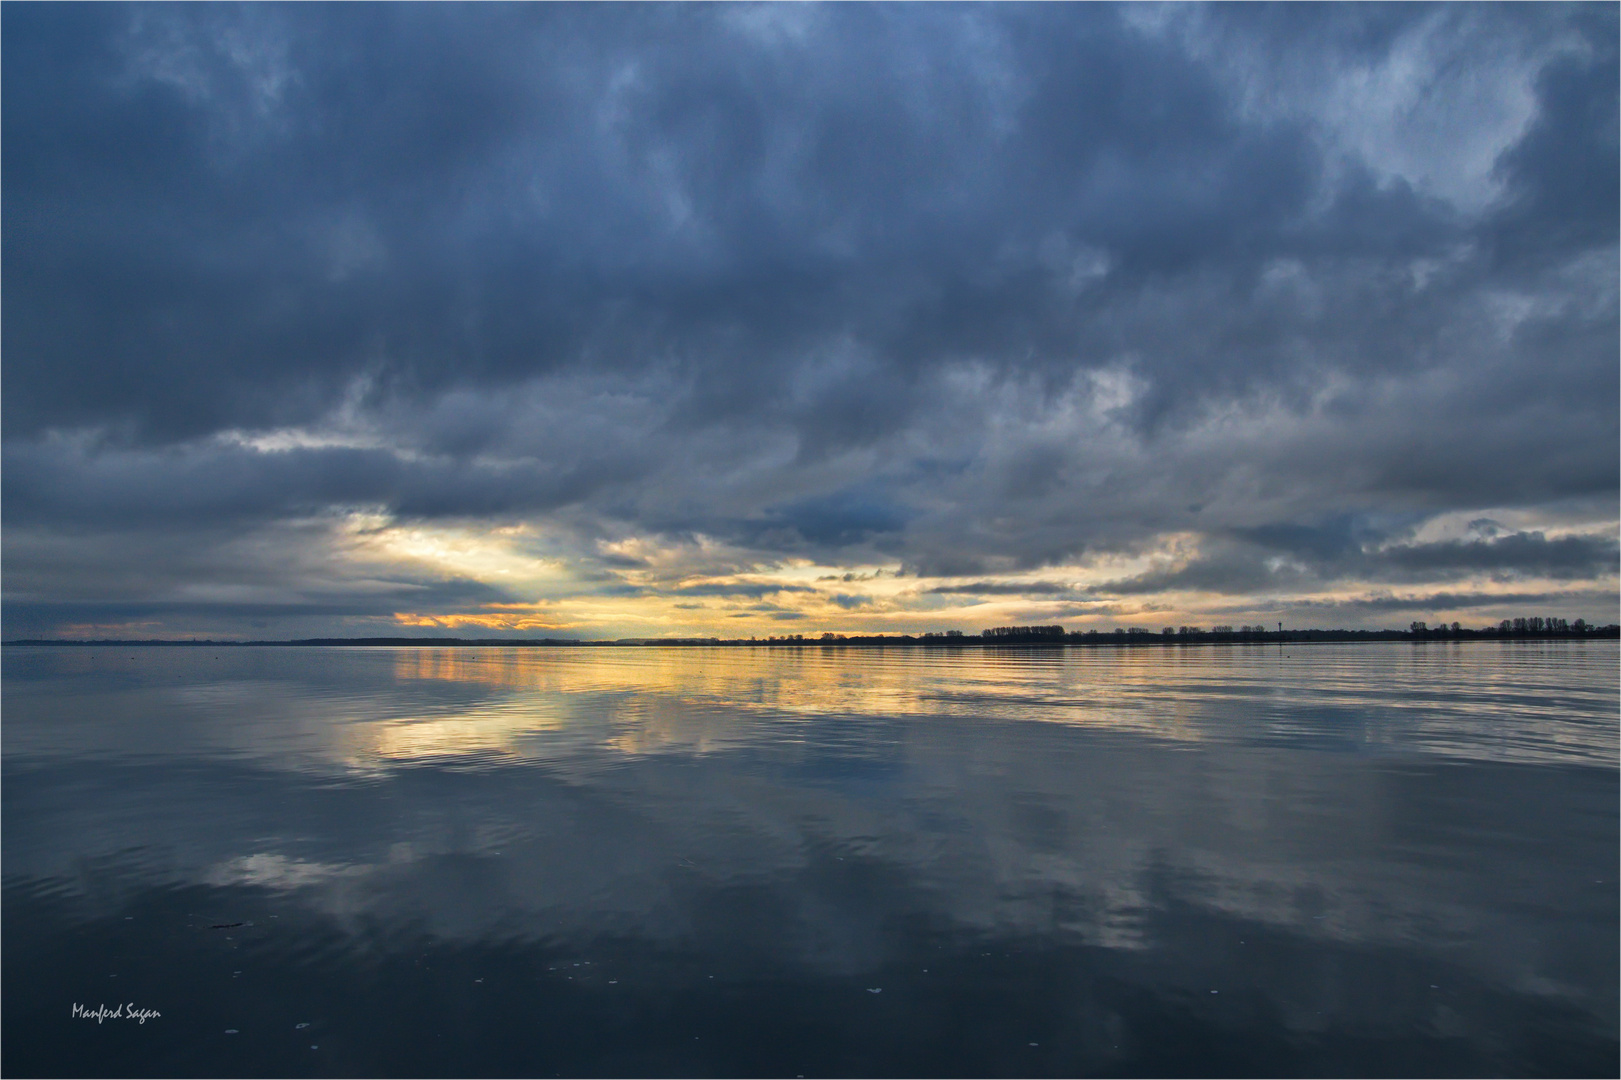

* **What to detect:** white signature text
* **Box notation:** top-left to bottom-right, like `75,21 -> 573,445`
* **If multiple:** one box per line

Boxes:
72,1002 -> 162,1025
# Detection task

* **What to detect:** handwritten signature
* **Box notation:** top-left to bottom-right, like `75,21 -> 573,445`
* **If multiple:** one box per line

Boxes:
72,1002 -> 161,1025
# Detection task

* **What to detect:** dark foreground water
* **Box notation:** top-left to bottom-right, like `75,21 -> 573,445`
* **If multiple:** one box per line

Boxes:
3,642 -> 1616,1078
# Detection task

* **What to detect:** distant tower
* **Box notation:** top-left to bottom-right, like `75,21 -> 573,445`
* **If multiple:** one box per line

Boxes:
1277,622 -> 1282,633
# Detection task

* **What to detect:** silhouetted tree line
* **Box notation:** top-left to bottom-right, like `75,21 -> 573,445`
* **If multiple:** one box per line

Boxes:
1405,616 -> 1606,638
9,618 -> 1617,649
982,625 -> 1066,640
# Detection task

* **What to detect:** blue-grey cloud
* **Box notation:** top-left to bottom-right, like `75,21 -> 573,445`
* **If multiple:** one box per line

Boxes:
3,3 -> 1615,636
1098,530 -> 1619,598
924,581 -> 1077,596
668,582 -> 818,600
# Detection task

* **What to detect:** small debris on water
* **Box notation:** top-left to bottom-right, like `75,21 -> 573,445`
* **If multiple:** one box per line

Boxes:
866,988 -> 882,994
211,923 -> 244,930
296,1023 -> 310,1029
225,1029 -> 239,1034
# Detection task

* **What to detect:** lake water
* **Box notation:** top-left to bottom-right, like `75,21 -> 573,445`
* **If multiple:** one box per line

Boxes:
4,642 -> 1616,1077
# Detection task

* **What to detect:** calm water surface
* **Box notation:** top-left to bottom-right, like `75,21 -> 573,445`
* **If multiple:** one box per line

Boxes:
4,642 -> 1617,1077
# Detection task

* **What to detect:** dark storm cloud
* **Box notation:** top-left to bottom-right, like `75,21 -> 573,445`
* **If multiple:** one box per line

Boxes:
3,3 -> 1616,635
1096,556 -> 1282,599
1098,529 -> 1620,598
1488,15 -> 1621,263
0,3 -> 1577,440
1379,532 -> 1619,578
0,436 -> 653,528
2,577 -> 513,641
1282,590 -> 1615,616
924,581 -> 1077,596
762,488 -> 916,549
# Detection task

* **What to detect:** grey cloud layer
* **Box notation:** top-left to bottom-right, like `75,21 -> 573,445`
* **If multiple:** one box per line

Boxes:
3,3 -> 1616,633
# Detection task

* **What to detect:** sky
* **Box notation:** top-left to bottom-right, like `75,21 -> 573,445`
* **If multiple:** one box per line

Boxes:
3,2 -> 1617,641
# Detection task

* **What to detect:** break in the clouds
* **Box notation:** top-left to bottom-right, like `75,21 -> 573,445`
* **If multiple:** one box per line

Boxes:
4,3 -> 1616,639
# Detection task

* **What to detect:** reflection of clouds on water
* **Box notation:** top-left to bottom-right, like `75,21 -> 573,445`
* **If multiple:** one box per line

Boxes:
7,643 -> 1616,769
4,644 -> 1616,1027
13,734 -> 1616,1023
205,852 -> 366,891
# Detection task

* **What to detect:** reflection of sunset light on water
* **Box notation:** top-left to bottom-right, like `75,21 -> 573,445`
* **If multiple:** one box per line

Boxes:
342,714 -> 538,765
27,645 -> 1602,773
373,646 -> 1219,764
6,640 -> 1615,1020
360,644 -> 1620,768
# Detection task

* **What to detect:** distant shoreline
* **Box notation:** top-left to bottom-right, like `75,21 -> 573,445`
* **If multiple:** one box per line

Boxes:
7,627 -> 1618,648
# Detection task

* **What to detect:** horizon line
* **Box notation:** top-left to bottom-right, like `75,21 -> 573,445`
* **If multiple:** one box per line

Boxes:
7,625 -> 1617,648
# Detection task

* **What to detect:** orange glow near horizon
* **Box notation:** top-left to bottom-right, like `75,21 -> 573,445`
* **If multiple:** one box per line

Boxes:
386,573 -> 1620,640
392,612 -> 576,632
323,511 -> 1621,641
